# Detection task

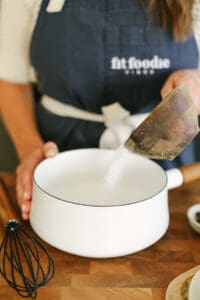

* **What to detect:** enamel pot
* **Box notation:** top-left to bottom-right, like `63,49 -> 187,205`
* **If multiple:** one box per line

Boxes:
30,149 -> 200,258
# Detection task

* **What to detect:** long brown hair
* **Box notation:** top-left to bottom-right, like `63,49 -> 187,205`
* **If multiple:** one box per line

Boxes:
143,0 -> 196,41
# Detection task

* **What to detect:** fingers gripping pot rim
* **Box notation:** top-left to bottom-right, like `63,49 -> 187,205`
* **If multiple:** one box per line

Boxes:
30,149 -> 200,258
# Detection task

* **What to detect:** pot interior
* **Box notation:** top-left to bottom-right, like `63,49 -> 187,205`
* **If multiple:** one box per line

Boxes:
33,148 -> 167,206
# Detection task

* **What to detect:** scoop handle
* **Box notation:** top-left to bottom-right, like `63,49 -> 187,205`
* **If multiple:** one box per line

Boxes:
0,177 -> 18,223
179,162 -> 200,184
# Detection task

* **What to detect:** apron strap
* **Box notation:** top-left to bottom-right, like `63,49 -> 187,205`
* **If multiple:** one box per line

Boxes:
41,95 -> 130,126
41,95 -> 148,150
46,0 -> 66,12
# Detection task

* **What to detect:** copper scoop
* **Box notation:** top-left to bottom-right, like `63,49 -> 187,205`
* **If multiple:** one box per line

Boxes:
125,83 -> 200,160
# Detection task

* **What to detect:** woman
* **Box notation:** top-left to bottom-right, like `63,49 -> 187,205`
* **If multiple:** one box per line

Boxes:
0,0 -> 200,220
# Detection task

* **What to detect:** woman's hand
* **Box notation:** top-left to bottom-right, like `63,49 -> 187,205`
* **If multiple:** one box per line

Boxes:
16,141 -> 59,220
161,69 -> 200,114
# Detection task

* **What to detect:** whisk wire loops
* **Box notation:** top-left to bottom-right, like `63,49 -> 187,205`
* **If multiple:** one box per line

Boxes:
0,220 -> 55,298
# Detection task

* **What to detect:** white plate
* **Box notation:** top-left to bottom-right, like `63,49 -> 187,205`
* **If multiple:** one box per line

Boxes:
165,265 -> 200,300
189,270 -> 200,300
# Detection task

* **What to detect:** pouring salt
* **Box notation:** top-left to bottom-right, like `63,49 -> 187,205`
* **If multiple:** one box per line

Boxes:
102,146 -> 132,190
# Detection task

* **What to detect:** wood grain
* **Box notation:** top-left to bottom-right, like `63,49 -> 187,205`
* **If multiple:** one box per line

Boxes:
0,173 -> 200,300
0,177 -> 18,222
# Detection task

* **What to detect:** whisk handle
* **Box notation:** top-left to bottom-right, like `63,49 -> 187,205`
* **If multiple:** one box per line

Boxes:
0,177 -> 18,223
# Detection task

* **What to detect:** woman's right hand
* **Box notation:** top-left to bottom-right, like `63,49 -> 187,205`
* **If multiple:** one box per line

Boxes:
16,141 -> 59,220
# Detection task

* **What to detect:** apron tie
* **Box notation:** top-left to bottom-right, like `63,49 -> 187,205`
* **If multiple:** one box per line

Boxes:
41,95 -> 104,122
41,95 -> 148,149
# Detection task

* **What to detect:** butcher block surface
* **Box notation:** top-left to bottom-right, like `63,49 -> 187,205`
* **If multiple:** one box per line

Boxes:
0,172 -> 200,300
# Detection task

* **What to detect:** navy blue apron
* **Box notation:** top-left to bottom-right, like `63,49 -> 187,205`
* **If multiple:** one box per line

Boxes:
30,0 -> 199,169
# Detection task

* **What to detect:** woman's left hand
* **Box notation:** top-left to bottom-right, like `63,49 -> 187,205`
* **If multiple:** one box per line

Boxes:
161,69 -> 200,114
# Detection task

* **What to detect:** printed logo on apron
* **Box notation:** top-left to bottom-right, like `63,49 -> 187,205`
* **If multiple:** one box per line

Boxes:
111,55 -> 171,75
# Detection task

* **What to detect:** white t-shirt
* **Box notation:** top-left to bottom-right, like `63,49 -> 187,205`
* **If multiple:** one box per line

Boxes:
0,0 -> 200,83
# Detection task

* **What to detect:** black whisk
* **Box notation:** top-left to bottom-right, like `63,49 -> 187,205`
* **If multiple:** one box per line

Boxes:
0,177 -> 54,298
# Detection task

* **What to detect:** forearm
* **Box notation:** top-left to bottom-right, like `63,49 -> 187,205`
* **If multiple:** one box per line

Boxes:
0,80 -> 44,160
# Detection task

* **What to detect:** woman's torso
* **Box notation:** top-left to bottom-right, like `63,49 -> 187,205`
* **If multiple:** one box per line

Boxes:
30,0 -> 199,168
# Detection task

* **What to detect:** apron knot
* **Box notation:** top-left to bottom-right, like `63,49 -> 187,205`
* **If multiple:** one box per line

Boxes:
101,102 -> 130,127
100,103 -> 148,149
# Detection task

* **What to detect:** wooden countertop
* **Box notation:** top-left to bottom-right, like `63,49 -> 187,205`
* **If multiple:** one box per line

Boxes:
0,172 -> 200,300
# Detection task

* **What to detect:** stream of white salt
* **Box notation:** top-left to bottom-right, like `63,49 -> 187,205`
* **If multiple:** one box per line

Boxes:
102,146 -> 132,191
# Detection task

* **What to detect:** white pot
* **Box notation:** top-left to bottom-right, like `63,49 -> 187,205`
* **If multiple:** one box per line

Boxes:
30,149 -> 200,258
